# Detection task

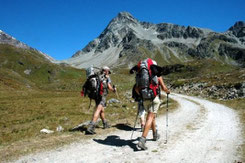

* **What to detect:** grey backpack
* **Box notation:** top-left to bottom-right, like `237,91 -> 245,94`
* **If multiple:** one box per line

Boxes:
136,58 -> 159,100
83,67 -> 101,100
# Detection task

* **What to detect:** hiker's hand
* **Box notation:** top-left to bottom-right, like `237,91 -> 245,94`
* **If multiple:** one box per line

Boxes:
166,90 -> 170,94
81,91 -> 84,97
112,85 -> 117,93
113,87 -> 117,93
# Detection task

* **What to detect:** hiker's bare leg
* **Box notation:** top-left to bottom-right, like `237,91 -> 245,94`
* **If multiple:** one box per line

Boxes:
92,104 -> 103,122
100,106 -> 105,122
142,112 -> 154,138
151,114 -> 157,133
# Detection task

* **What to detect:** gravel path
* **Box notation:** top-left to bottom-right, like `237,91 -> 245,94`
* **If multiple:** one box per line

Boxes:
15,94 -> 243,163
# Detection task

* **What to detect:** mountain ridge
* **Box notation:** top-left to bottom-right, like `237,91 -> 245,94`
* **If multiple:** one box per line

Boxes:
60,12 -> 245,68
0,30 -> 56,63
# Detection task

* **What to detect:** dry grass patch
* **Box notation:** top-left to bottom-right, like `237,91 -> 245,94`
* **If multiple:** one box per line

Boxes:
0,87 -> 178,162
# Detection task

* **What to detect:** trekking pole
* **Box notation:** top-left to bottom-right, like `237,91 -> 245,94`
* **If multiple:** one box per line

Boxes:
113,85 -> 120,99
164,93 -> 169,144
131,105 -> 139,140
88,99 -> 92,110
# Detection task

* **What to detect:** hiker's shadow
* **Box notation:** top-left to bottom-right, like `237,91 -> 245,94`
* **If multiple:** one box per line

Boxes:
93,135 -> 139,151
113,123 -> 141,132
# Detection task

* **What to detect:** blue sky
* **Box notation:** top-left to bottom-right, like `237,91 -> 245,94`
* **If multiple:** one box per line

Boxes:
0,0 -> 244,60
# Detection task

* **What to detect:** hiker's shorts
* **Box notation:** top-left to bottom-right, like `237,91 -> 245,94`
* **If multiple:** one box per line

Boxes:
95,96 -> 107,107
143,96 -> 161,114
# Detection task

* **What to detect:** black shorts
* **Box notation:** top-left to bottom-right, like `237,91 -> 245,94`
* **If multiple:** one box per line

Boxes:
95,96 -> 107,107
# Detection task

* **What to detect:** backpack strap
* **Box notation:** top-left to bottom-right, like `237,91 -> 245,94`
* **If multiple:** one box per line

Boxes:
147,58 -> 153,76
99,74 -> 109,96
99,81 -> 104,96
137,61 -> 141,70
147,58 -> 159,97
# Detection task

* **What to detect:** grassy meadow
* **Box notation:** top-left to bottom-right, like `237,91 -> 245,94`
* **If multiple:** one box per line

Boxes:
0,62 -> 177,162
0,44 -> 244,161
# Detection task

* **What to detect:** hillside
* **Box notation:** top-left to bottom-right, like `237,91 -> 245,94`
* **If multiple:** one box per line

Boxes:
0,44 -> 83,92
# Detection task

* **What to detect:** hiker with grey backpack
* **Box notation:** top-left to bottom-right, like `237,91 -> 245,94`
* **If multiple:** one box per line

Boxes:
130,58 -> 170,150
81,66 -> 117,134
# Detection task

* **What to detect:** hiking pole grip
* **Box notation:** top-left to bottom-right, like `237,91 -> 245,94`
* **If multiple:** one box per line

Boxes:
113,85 -> 119,99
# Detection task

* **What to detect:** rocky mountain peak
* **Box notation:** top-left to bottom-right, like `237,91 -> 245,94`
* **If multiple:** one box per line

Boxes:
230,21 -> 245,29
117,12 -> 135,21
73,12 -> 139,57
108,12 -> 138,29
228,21 -> 245,38
64,12 -> 245,68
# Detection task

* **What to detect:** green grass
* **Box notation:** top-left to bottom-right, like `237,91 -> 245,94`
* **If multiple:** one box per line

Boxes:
164,59 -> 244,87
0,90 -> 177,162
0,64 -> 178,162
0,44 -> 85,91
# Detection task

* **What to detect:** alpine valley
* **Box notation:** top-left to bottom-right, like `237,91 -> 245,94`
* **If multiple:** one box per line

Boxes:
0,12 -> 245,162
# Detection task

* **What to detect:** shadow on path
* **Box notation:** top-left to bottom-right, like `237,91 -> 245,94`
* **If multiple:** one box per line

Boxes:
93,135 -> 140,151
113,123 -> 141,132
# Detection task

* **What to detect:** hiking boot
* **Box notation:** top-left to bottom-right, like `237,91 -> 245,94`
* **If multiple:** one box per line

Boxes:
86,122 -> 96,135
137,137 -> 147,150
102,120 -> 111,129
153,129 -> 160,141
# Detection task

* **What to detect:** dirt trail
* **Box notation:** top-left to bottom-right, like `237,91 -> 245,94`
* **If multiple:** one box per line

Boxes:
15,94 -> 243,163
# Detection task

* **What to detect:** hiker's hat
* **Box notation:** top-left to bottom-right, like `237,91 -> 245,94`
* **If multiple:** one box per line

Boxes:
102,66 -> 111,74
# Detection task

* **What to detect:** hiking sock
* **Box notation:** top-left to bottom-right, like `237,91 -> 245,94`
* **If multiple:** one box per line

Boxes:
86,121 -> 96,134
102,120 -> 110,129
153,129 -> 160,141
137,136 -> 147,150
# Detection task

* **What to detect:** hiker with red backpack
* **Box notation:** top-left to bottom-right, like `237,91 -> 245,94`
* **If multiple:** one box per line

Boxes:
81,66 -> 117,134
130,58 -> 170,150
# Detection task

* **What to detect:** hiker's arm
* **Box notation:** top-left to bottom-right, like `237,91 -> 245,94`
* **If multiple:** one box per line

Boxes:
107,77 -> 116,92
159,77 -> 170,94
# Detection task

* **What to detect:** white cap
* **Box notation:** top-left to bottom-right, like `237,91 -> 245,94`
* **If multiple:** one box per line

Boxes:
102,66 -> 110,71
102,66 -> 111,74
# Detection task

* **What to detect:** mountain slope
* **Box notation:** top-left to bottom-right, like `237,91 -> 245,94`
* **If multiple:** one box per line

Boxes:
0,30 -> 55,63
60,12 -> 245,68
0,44 -> 83,92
